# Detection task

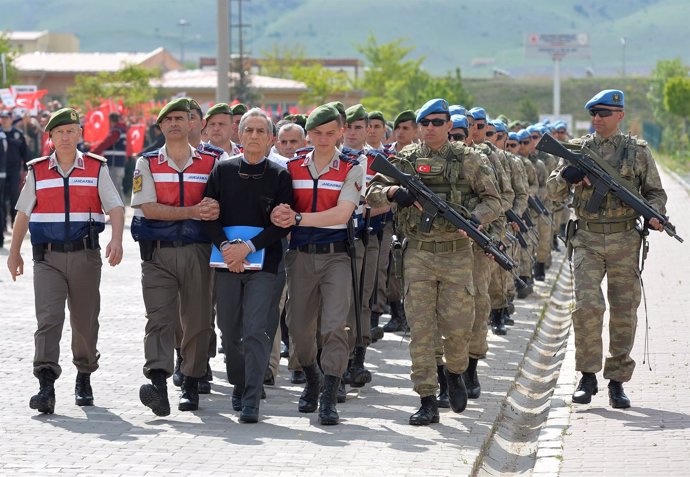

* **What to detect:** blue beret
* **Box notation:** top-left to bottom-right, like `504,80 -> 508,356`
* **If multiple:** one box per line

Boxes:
553,120 -> 567,131
585,89 -> 625,110
468,107 -> 486,120
508,132 -> 519,141
526,125 -> 540,135
416,98 -> 450,122
538,125 -> 548,135
449,105 -> 466,116
492,120 -> 507,133
517,129 -> 530,141
450,114 -> 469,130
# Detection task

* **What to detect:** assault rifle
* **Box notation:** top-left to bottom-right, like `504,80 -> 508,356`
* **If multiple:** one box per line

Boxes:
536,133 -> 683,243
505,209 -> 530,249
370,153 -> 524,284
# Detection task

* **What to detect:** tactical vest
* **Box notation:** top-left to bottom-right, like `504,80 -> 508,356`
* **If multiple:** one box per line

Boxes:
287,152 -> 359,247
29,154 -> 105,244
103,124 -> 127,168
131,148 -> 216,243
571,133 -> 644,222
396,143 -> 477,240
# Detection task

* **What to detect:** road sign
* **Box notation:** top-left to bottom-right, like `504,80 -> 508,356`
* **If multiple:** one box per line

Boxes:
525,33 -> 591,59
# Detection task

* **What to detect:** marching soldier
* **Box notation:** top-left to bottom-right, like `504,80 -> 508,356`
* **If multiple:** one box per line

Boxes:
547,89 -> 668,409
7,107 -> 125,414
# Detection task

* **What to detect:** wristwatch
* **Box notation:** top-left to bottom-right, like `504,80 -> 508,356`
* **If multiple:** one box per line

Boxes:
294,212 -> 302,226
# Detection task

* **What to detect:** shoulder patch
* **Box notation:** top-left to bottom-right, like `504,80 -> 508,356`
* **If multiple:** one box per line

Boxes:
635,138 -> 648,147
200,143 -> 225,155
141,149 -> 160,159
26,156 -> 50,167
85,152 -> 108,162
339,152 -> 360,166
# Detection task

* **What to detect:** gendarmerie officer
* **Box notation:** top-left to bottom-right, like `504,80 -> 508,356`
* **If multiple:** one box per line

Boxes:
7,107 -> 125,414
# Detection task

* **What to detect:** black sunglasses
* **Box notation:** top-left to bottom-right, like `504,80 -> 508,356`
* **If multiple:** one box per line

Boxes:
449,133 -> 466,141
530,134 -> 540,140
238,160 -> 268,180
507,142 -> 518,148
485,131 -> 495,137
475,122 -> 485,130
589,109 -> 622,118
419,118 -> 448,127
519,140 -> 531,145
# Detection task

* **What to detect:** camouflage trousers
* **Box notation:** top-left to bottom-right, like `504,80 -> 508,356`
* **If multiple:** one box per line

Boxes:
571,227 -> 642,382
405,244 -> 475,397
489,241 -> 513,309
469,250 -> 493,359
518,232 -> 535,277
536,214 -> 552,263
372,221 -> 394,313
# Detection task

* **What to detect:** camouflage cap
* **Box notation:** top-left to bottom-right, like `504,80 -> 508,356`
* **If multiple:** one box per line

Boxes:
305,105 -> 340,131
204,102 -> 232,120
45,107 -> 80,132
393,110 -> 416,129
368,110 -> 385,123
345,104 -> 367,124
231,103 -> 248,116
157,97 -> 191,124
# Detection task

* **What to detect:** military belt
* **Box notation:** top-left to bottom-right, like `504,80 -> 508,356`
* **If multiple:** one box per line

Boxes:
156,240 -> 192,248
406,238 -> 470,253
294,241 -> 348,254
36,237 -> 98,253
579,219 -> 637,234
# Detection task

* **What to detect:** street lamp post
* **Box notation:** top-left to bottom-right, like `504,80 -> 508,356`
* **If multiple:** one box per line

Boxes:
621,37 -> 626,78
178,19 -> 190,65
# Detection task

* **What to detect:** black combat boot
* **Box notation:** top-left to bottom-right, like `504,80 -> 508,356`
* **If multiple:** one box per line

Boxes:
445,368 -> 468,413
172,348 -> 184,387
383,301 -> 405,332
409,395 -> 439,426
342,359 -> 353,385
506,300 -> 515,316
30,368 -> 56,414
534,262 -> 546,281
198,360 -> 212,394
337,376 -> 347,403
179,376 -> 199,411
436,365 -> 450,408
74,372 -> 94,406
503,307 -> 515,326
290,369 -> 306,384
231,385 -> 243,411
608,380 -> 631,409
318,375 -> 341,425
139,369 -> 170,416
239,405 -> 259,423
463,358 -> 481,399
490,309 -> 507,335
298,363 -> 322,413
572,372 -> 598,404
516,276 -> 533,298
370,312 -> 384,342
349,346 -> 372,388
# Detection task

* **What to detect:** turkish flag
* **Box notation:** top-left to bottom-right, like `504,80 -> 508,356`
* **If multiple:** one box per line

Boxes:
83,104 -> 110,143
416,164 -> 432,173
14,89 -> 48,110
127,123 -> 146,157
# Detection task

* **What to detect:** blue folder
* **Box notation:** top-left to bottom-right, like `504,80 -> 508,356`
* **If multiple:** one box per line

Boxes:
209,226 -> 265,270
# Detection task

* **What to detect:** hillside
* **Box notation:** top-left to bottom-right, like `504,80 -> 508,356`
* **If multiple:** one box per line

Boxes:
1,0 -> 689,77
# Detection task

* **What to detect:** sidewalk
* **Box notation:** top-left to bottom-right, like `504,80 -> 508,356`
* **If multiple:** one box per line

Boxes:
0,217 -> 566,476
535,167 -> 690,476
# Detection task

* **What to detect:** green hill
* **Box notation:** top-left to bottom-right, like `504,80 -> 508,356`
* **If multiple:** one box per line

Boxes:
2,0 -> 688,77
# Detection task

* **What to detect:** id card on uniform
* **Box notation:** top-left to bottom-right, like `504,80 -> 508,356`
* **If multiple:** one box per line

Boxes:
210,225 -> 265,270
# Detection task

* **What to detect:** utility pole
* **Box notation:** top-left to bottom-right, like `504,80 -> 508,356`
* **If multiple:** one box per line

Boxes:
621,37 -> 627,78
178,19 -> 190,65
216,0 -> 230,103
231,0 -> 252,102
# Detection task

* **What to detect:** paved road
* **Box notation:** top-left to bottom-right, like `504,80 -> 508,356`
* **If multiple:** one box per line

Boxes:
0,218 -> 565,476
554,168 -> 690,476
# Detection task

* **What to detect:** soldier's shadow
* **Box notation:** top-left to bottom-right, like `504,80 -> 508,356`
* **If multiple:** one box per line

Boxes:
31,405 -> 159,441
582,406 -> 690,431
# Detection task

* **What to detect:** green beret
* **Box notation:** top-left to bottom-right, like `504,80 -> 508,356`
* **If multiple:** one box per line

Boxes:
45,107 -> 80,132
508,120 -> 522,130
185,98 -> 202,115
326,101 -> 346,117
345,104 -> 367,124
157,98 -> 191,124
231,103 -> 248,116
305,105 -> 339,131
393,110 -> 415,129
496,114 -> 509,125
291,114 -> 307,129
368,110 -> 385,123
205,102 -> 232,120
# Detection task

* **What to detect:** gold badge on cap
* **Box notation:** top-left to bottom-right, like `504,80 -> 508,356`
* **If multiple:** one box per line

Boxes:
612,93 -> 621,104
70,110 -> 78,120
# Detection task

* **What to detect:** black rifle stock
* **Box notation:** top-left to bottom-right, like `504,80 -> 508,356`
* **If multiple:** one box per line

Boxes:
346,216 -> 365,348
370,154 -> 523,281
505,209 -> 529,249
536,133 -> 683,243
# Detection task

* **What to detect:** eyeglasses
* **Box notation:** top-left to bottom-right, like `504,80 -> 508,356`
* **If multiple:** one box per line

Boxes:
506,143 -> 518,148
238,159 -> 268,180
485,131 -> 495,137
475,122 -> 485,130
519,140 -> 531,145
419,118 -> 448,127
449,133 -> 466,141
496,133 -> 505,140
530,134 -> 540,140
589,109 -> 622,118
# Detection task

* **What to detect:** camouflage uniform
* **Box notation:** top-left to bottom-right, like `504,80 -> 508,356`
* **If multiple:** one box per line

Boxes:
546,131 -> 667,382
529,152 -> 551,264
366,141 -> 501,397
518,155 -> 539,276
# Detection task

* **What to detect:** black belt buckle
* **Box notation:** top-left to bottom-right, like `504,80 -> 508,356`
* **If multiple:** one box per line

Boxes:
63,242 -> 75,252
